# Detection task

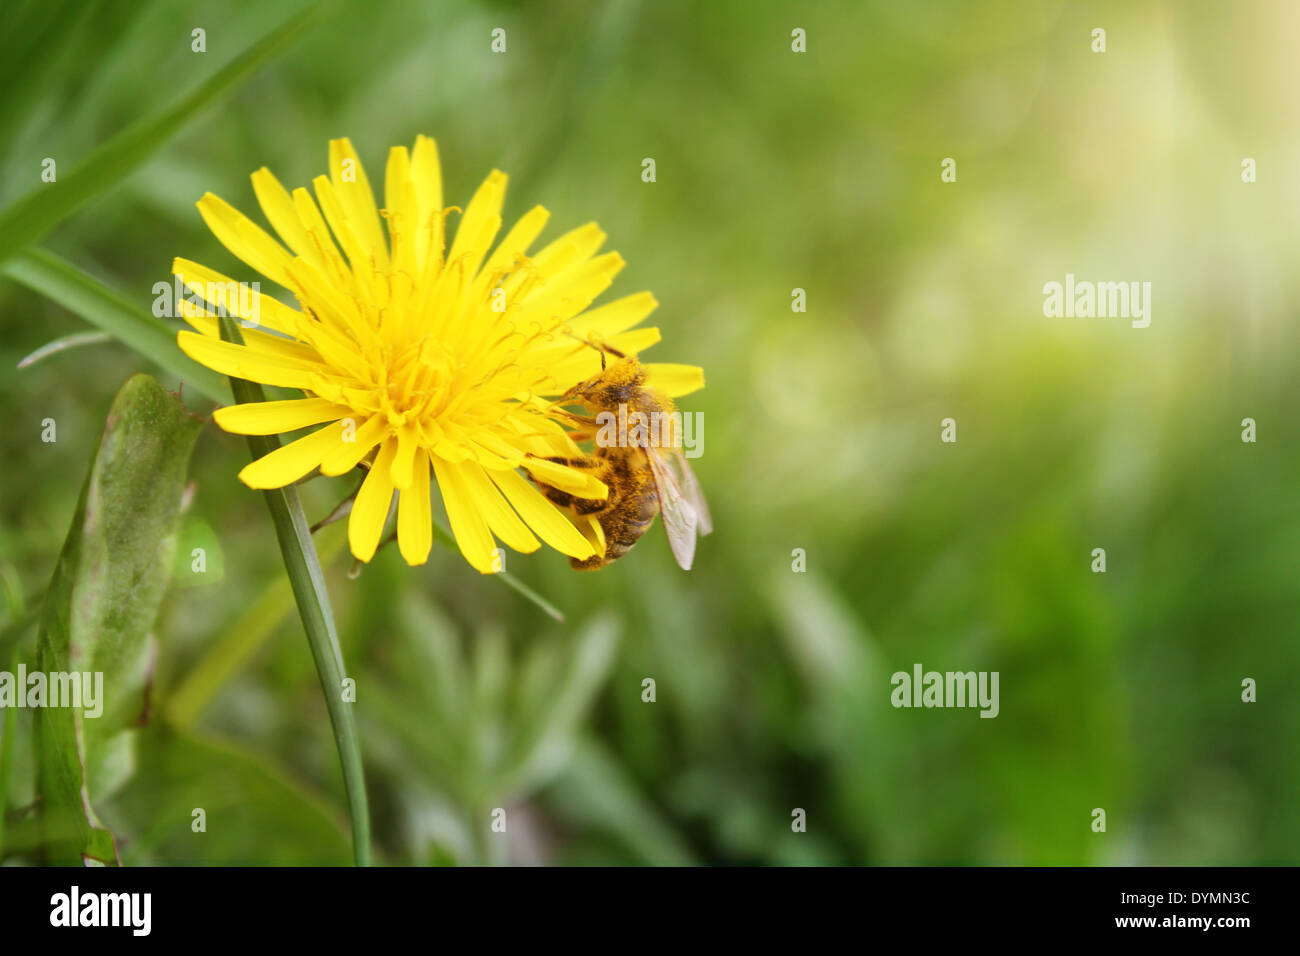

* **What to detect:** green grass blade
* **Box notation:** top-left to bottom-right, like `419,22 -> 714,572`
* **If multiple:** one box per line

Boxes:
17,330 -> 112,369
0,2 -> 319,265
3,248 -> 228,402
428,517 -> 568,621
495,571 -> 565,623
217,315 -> 372,866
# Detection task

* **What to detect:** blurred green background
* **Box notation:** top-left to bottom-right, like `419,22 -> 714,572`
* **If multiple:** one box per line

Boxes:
2,0 -> 1299,864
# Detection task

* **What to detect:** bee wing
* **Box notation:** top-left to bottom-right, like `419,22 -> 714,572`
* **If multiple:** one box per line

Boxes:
669,451 -> 712,536
646,446 -> 699,570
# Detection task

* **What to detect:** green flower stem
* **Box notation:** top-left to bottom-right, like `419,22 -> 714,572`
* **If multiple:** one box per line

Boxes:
218,316 -> 371,867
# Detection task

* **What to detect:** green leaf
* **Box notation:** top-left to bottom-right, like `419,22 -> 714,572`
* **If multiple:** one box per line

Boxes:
106,725 -> 351,865
0,2 -> 319,266
33,373 -> 202,864
217,315 -> 372,866
3,248 -> 228,403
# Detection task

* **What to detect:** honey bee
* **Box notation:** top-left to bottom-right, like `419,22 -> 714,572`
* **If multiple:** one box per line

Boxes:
530,348 -> 711,570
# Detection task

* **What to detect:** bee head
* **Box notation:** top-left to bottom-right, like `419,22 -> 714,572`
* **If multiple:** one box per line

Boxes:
564,357 -> 646,405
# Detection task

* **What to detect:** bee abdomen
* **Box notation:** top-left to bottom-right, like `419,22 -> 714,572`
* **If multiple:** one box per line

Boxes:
601,490 -> 658,558
607,517 -> 653,552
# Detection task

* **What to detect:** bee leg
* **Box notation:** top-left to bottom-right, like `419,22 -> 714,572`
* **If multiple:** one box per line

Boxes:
539,485 -> 577,509
572,496 -> 610,516
532,476 -> 606,515
539,454 -> 601,469
584,334 -> 626,364
535,455 -> 614,514
561,331 -> 625,366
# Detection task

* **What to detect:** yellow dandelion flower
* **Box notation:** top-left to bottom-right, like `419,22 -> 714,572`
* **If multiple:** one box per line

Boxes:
175,136 -> 703,572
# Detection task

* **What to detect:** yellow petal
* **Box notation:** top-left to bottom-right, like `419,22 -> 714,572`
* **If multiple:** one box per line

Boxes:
329,137 -> 390,272
213,398 -> 351,436
527,222 -> 605,281
479,205 -> 550,280
447,169 -> 506,278
460,463 -> 539,554
409,136 -> 444,275
580,513 -> 606,554
312,174 -> 376,290
237,424 -> 345,489
469,428 -> 528,468
515,252 -> 625,327
282,256 -> 362,334
173,257 -> 301,336
384,146 -> 419,277
250,167 -> 319,270
432,457 -> 496,573
410,135 -> 443,225
567,291 -> 659,339
177,331 -> 321,389
521,456 -> 608,499
196,193 -> 295,288
319,415 -> 389,476
490,467 -> 596,560
645,363 -> 706,397
291,187 -> 350,284
542,327 -> 662,386
396,448 -> 433,565
389,422 -> 419,491
350,439 -> 398,562
177,302 -> 321,365
529,325 -> 659,370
